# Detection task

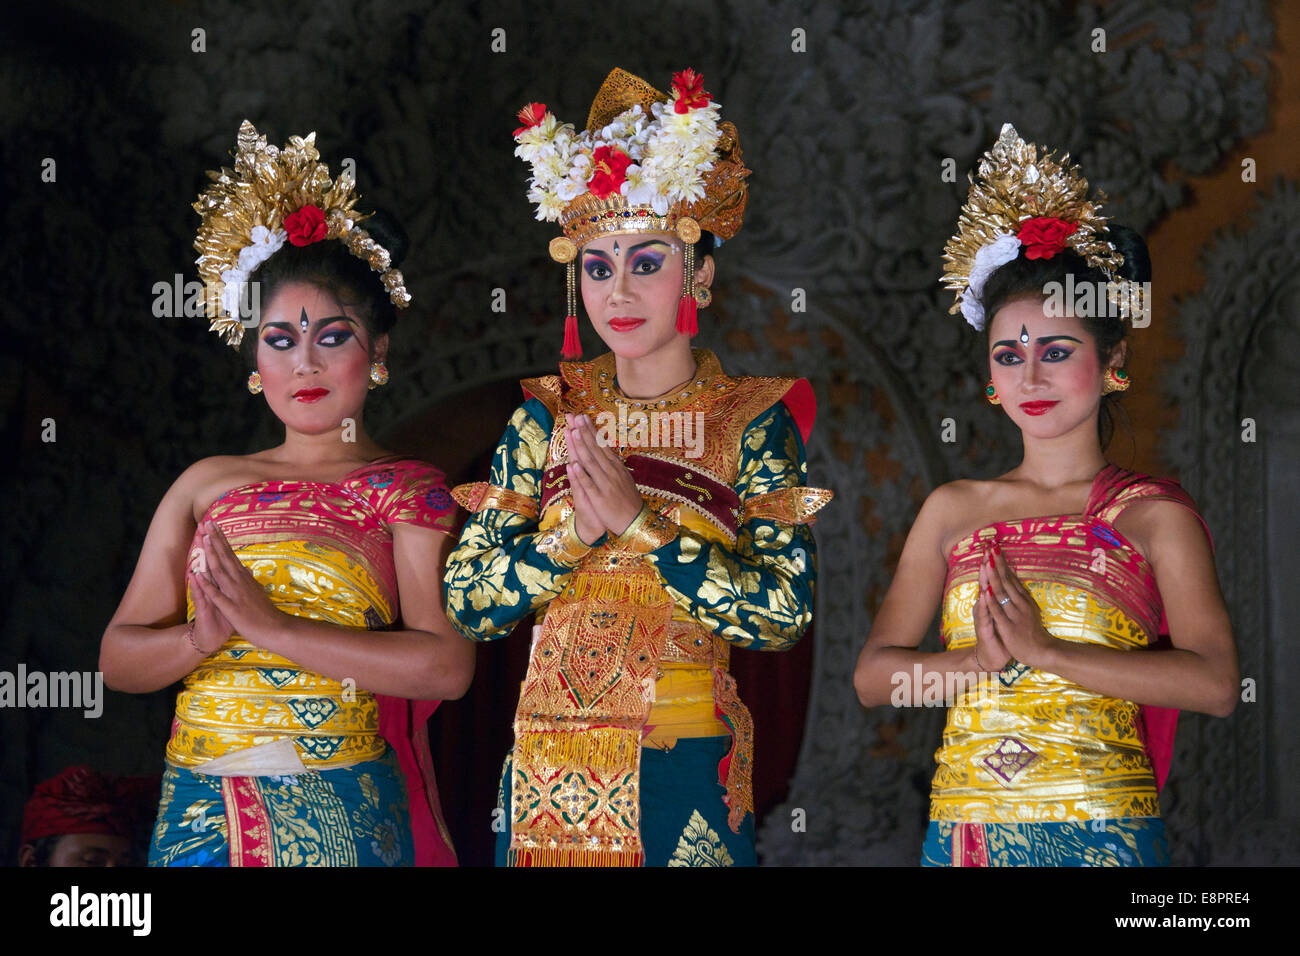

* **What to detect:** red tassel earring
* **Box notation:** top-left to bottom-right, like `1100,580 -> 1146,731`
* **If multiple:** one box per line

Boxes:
550,237 -> 581,360
560,259 -> 581,359
676,226 -> 699,337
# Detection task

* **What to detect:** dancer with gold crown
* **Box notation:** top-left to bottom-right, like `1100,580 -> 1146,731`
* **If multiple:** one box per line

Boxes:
100,122 -> 473,866
444,68 -> 832,867
854,124 -> 1239,866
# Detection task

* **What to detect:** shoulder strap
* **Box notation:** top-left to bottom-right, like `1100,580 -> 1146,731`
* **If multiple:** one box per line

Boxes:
1087,465 -> 1211,545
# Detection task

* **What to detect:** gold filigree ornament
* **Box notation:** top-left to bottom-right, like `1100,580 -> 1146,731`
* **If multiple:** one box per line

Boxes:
941,123 -> 1134,332
193,120 -> 411,349
514,69 -> 751,359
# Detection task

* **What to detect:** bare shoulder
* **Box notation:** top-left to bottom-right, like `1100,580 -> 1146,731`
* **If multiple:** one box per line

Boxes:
912,479 -> 996,560
925,478 -> 996,513
928,476 -> 995,522
1113,496 -> 1212,565
178,454 -> 270,522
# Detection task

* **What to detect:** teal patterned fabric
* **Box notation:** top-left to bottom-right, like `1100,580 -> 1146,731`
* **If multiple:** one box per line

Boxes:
148,748 -> 414,867
444,397 -> 819,649
921,818 -> 1170,867
494,737 -> 757,867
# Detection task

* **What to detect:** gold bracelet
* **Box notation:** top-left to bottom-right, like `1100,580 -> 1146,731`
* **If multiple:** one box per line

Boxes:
612,504 -> 678,555
535,511 -> 595,567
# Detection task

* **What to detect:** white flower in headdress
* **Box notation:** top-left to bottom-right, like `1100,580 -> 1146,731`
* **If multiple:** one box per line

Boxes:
513,72 -> 725,223
961,233 -> 1022,330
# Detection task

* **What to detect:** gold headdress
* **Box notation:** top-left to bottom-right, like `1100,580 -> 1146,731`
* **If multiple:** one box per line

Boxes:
513,68 -> 751,357
942,123 -> 1140,331
194,120 -> 411,348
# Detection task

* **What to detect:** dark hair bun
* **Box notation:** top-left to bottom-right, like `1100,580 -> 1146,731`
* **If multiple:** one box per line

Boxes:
1107,223 -> 1151,284
364,208 -> 410,269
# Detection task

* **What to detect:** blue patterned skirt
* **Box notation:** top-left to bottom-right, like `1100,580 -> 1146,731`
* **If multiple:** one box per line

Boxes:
922,817 -> 1170,867
149,747 -> 414,867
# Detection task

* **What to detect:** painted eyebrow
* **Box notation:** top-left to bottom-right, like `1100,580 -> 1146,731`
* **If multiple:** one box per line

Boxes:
991,335 -> 1084,349
583,239 -> 673,263
261,315 -> 354,333
627,240 -> 671,255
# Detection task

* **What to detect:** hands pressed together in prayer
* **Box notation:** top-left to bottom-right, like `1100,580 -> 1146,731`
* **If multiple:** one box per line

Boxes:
973,543 -> 1056,672
564,412 -> 645,546
186,520 -> 284,652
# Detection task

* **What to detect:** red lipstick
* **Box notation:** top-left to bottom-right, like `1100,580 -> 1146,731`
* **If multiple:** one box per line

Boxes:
294,387 -> 329,403
609,317 -> 645,332
1018,401 -> 1059,416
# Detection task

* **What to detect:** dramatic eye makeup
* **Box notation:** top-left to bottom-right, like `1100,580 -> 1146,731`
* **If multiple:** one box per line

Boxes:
583,240 -> 672,281
583,254 -> 613,280
259,315 -> 358,349
630,248 -> 666,274
315,317 -> 359,347
991,333 -> 1083,364
261,326 -> 295,350
1036,334 -> 1082,362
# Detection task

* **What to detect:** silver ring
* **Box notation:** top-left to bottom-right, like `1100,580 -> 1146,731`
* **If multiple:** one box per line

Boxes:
998,596 -> 1011,606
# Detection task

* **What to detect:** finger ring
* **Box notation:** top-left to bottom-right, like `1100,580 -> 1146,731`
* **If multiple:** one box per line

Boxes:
998,596 -> 1011,606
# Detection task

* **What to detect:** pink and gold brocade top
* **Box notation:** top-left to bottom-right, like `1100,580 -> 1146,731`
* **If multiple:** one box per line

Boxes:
166,457 -> 458,771
930,465 -> 1205,824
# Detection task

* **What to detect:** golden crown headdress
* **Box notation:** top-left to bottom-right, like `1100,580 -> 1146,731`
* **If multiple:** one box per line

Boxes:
942,123 -> 1138,331
513,68 -> 751,357
193,120 -> 410,348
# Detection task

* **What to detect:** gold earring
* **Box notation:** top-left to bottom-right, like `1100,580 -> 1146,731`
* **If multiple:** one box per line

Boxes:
1102,367 -> 1131,394
247,371 -> 262,394
985,380 -> 1000,405
694,286 -> 712,308
368,361 -> 389,390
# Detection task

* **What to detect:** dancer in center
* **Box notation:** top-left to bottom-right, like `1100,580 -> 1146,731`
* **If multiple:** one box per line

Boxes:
445,68 -> 832,866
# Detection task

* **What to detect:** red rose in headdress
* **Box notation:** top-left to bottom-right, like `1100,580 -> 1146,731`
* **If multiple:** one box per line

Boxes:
587,145 -> 633,199
671,69 -> 711,113
1017,216 -> 1078,259
514,102 -> 548,137
285,204 -> 328,247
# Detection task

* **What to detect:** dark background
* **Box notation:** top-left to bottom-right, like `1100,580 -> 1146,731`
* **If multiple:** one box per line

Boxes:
2,0 -> 1296,865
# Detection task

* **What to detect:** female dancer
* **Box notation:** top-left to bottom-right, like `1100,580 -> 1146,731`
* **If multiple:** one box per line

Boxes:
854,124 -> 1238,866
100,122 -> 473,866
444,69 -> 832,866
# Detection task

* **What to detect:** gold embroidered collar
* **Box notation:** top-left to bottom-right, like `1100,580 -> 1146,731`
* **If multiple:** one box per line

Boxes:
562,348 -> 736,415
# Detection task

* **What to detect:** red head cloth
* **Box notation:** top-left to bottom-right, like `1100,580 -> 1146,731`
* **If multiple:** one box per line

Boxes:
20,766 -> 160,845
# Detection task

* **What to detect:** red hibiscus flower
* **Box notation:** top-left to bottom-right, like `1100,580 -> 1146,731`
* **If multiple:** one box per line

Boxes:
1017,216 -> 1078,259
587,145 -> 633,199
284,205 -> 328,247
671,69 -> 711,113
513,102 -> 547,137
